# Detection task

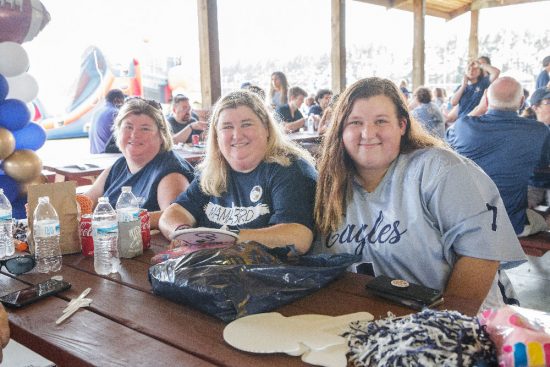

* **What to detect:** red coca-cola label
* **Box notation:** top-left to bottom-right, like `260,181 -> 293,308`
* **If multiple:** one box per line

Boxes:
79,214 -> 94,256
139,209 -> 151,250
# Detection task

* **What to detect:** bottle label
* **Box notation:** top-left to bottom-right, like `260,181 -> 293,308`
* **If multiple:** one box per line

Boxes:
0,210 -> 12,222
94,223 -> 118,236
117,209 -> 139,223
34,222 -> 60,237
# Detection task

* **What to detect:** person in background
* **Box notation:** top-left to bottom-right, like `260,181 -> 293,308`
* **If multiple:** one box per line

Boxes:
317,93 -> 340,135
168,94 -> 208,145
535,55 -> 550,89
308,89 -> 332,118
527,87 -> 550,209
0,304 -> 9,363
85,97 -> 195,229
268,71 -> 289,110
89,89 -> 125,154
410,86 -> 445,138
451,57 -> 500,118
433,87 -> 448,114
159,90 -> 317,254
447,76 -> 550,237
399,80 -> 410,100
313,77 -> 525,312
275,86 -> 308,133
301,93 -> 315,116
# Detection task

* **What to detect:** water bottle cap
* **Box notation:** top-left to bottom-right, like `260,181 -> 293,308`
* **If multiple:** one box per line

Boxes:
121,186 -> 131,192
98,197 -> 108,203
0,188 -> 3,194
38,196 -> 50,204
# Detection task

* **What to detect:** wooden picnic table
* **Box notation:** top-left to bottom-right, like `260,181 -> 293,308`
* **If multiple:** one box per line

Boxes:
1,233 -> 480,366
41,149 -> 204,185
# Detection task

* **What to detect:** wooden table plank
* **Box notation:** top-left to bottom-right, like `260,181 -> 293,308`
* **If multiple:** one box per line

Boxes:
1,275 -> 216,367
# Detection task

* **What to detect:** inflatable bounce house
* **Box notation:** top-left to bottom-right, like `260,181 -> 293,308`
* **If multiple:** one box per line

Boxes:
36,46 -> 143,139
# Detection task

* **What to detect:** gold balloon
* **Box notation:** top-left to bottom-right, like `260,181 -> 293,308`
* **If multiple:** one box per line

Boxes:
19,174 -> 48,196
2,149 -> 43,182
0,127 -> 15,160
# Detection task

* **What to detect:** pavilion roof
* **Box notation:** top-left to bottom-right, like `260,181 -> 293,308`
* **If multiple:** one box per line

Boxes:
353,0 -> 547,20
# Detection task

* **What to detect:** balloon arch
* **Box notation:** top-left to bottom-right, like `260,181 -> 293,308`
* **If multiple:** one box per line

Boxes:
0,0 -> 51,218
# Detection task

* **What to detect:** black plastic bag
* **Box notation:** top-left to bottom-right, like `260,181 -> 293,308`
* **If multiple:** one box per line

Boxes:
148,242 -> 360,322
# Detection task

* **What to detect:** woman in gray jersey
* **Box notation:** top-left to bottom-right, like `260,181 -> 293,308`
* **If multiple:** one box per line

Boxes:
313,77 -> 526,311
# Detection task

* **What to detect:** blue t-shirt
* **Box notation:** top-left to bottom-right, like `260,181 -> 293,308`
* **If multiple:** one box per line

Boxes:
275,104 -> 303,123
411,102 -> 445,138
90,102 -> 118,154
174,158 -> 317,230
455,76 -> 491,118
446,110 -> 550,234
308,104 -> 323,116
104,150 -> 195,211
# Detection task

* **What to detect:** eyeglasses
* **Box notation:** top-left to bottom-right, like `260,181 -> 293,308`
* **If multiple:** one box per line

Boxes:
125,96 -> 162,110
0,255 -> 36,275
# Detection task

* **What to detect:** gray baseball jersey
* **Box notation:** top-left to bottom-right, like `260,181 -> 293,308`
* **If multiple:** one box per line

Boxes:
314,147 -> 526,293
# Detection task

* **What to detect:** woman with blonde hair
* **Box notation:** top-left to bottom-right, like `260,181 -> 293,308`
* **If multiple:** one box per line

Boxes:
159,90 -> 317,253
313,77 -> 525,311
268,71 -> 288,110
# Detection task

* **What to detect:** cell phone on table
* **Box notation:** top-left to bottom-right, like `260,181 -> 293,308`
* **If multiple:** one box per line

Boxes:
366,275 -> 443,310
0,279 -> 71,308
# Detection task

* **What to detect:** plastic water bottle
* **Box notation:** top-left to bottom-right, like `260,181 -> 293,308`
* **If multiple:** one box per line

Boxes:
307,115 -> 315,133
115,186 -> 143,258
0,189 -> 15,258
33,196 -> 62,273
92,197 -> 120,275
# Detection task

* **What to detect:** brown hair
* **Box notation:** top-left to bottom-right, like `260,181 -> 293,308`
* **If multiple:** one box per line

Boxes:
113,97 -> 173,152
314,77 -> 443,236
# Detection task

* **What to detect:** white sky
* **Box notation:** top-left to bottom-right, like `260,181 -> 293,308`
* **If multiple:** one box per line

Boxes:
23,0 -> 550,114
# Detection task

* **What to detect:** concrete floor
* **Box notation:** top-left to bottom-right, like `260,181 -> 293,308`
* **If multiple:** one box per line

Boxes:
506,253 -> 550,313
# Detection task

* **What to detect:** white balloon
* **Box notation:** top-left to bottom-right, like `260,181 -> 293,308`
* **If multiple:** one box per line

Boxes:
7,73 -> 39,102
0,42 -> 29,77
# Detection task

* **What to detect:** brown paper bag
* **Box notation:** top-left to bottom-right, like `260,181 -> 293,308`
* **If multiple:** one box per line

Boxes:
28,182 -> 80,254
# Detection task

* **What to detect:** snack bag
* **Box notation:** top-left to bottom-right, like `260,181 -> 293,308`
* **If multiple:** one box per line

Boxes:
479,306 -> 550,367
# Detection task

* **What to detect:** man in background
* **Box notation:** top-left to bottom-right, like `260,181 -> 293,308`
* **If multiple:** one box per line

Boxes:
89,89 -> 125,154
169,94 -> 208,145
527,87 -> 550,209
447,76 -> 550,237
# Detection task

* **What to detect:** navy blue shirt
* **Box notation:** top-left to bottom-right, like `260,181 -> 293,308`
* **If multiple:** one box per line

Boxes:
275,104 -> 303,123
167,116 -> 201,144
175,158 -> 318,230
446,109 -> 550,234
455,76 -> 491,118
308,104 -> 323,116
104,150 -> 195,211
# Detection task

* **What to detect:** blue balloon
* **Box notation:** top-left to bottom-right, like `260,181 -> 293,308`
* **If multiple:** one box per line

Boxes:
12,122 -> 47,151
0,172 -> 19,203
0,99 -> 30,131
0,74 -> 8,102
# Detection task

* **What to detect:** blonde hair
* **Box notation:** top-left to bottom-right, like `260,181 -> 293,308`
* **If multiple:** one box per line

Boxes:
314,77 -> 444,236
198,90 -> 314,196
113,98 -> 173,152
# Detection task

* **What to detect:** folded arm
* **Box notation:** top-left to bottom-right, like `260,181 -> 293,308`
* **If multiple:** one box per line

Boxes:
238,223 -> 313,254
